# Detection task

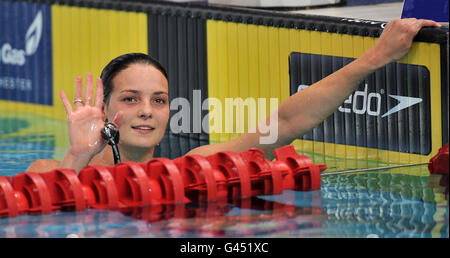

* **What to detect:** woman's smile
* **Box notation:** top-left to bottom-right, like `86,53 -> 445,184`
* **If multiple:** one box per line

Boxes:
131,124 -> 155,134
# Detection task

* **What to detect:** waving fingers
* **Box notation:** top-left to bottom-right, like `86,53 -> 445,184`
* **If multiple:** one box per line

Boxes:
85,72 -> 93,106
73,76 -> 85,110
59,90 -> 72,117
94,77 -> 104,109
61,73 -> 104,119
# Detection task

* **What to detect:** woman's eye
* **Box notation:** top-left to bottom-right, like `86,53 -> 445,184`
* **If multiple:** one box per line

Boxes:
123,97 -> 137,103
154,98 -> 166,105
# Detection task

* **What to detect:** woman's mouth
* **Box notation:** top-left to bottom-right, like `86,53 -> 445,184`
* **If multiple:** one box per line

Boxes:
132,125 -> 155,134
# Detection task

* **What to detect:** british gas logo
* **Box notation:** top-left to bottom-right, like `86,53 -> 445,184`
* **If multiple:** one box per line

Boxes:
0,3 -> 52,106
297,83 -> 423,118
0,11 -> 42,66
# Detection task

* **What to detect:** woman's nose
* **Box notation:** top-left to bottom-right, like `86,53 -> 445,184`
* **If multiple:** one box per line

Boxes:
137,100 -> 153,119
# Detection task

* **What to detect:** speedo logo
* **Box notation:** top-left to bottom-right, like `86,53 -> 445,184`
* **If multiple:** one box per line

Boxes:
297,83 -> 423,118
0,10 -> 42,66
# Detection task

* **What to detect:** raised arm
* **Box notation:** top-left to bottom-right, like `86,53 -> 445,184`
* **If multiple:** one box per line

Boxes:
26,73 -> 118,173
187,18 -> 441,159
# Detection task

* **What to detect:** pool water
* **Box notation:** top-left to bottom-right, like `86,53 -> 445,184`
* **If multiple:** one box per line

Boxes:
0,112 -> 448,238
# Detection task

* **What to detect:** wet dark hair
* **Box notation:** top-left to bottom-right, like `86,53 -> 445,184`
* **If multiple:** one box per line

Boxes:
100,53 -> 168,105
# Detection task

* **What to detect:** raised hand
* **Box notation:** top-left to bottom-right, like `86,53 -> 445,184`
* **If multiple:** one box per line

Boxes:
59,73 -> 119,170
367,18 -> 441,68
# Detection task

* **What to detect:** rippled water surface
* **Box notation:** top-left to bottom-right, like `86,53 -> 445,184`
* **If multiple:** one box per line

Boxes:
0,112 -> 448,238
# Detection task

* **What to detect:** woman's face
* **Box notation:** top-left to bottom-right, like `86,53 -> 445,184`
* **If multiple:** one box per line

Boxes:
104,63 -> 169,150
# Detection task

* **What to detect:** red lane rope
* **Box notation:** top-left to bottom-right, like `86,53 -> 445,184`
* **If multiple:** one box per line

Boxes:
2,143 -> 447,218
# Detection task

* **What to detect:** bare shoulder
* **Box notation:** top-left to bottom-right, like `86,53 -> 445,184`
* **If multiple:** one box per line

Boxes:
26,159 -> 60,173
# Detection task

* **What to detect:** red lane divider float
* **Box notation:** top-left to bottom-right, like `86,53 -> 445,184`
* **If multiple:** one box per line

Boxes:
173,155 -> 219,202
78,165 -> 118,209
41,169 -> 87,211
11,172 -> 55,215
1,143 -> 447,218
273,145 -> 326,191
429,143 -> 449,175
0,176 -> 28,217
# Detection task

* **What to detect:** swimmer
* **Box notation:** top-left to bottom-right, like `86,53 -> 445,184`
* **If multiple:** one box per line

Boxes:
27,18 -> 441,173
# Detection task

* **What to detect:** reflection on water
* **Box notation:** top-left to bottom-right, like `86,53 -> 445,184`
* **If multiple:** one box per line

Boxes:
323,180 -> 448,237
322,172 -> 448,238
0,112 -> 448,238
116,196 -> 327,238
0,176 -> 447,238
0,112 -> 69,176
0,194 -> 327,238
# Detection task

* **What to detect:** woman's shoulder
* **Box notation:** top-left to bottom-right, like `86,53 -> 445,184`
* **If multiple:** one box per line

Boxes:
26,159 -> 60,173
